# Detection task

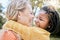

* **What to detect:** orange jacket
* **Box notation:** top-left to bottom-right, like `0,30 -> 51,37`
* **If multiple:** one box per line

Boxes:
0,30 -> 18,40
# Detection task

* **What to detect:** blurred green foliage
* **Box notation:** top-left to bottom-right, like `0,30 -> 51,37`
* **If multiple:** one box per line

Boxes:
30,0 -> 43,9
57,8 -> 60,13
0,16 -> 4,29
0,4 -> 2,12
0,3 -> 6,29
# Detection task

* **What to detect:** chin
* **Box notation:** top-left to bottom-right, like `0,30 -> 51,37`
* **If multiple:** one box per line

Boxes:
35,25 -> 39,27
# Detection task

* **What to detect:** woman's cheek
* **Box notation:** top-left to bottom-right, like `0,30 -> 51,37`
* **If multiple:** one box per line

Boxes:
40,21 -> 47,29
35,21 -> 39,27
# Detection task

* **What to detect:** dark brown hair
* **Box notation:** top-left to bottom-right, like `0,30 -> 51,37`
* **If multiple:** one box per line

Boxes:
40,6 -> 60,35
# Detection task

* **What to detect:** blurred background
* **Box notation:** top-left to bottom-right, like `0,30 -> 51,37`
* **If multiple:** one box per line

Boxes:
0,0 -> 60,40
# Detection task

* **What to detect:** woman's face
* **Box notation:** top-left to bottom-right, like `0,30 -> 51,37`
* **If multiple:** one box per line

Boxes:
35,10 -> 49,29
17,4 -> 34,26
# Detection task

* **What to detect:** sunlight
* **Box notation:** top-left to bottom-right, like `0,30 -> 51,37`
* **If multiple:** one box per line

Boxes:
0,0 -> 11,11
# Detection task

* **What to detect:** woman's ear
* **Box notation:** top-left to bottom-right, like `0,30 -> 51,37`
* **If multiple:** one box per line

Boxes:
18,11 -> 20,16
18,11 -> 24,16
48,26 -> 50,28
47,22 -> 51,28
17,11 -> 23,20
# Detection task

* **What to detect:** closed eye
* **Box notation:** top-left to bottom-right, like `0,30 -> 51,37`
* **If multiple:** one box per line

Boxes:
39,18 -> 43,21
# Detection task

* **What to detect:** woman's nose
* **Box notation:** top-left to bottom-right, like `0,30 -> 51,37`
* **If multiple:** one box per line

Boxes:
31,14 -> 34,20
34,18 -> 39,23
32,15 -> 34,19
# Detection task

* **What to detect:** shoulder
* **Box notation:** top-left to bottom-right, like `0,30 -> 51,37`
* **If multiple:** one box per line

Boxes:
30,27 -> 50,36
0,30 -> 21,40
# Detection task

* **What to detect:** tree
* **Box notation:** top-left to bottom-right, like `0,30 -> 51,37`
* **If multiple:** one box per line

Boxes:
31,0 -> 43,8
0,3 -> 6,29
30,0 -> 44,15
0,3 -> 3,12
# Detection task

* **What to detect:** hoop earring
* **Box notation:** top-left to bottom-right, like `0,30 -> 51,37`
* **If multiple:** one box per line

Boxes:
48,26 -> 50,28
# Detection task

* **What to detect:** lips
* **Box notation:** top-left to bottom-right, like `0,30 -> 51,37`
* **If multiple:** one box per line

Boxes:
35,21 -> 39,26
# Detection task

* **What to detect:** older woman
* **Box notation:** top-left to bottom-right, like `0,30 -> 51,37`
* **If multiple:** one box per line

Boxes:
0,0 -> 50,40
0,0 -> 33,40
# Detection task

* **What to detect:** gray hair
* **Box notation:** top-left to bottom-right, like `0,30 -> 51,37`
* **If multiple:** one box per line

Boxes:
6,0 -> 31,21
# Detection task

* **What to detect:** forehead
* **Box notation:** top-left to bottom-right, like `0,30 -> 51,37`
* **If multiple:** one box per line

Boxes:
35,10 -> 49,18
39,13 -> 48,18
35,10 -> 46,17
